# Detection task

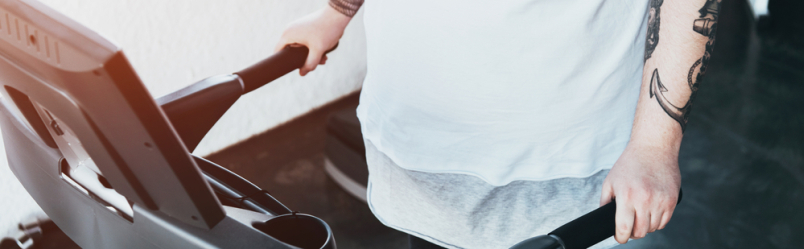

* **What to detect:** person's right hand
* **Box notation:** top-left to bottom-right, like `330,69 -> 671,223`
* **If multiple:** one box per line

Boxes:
275,6 -> 352,76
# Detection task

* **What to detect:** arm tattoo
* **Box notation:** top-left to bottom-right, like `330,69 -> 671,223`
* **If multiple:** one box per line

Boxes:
650,69 -> 692,130
648,0 -> 720,131
329,0 -> 364,17
690,0 -> 720,89
644,0 -> 663,62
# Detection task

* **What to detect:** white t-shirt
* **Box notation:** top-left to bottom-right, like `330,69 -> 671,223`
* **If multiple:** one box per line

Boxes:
357,0 -> 648,186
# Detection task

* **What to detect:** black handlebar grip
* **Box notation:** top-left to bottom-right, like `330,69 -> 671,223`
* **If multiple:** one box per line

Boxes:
548,189 -> 683,249
235,45 -> 309,93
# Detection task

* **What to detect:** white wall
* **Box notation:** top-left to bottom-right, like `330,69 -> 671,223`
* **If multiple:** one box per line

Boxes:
37,0 -> 367,155
0,0 -> 365,235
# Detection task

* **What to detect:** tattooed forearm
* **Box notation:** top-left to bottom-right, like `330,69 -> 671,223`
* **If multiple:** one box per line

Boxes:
647,0 -> 720,131
329,0 -> 364,17
644,0 -> 663,62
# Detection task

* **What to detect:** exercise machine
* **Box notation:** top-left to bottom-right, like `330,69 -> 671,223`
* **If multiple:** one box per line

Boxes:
0,0 -> 333,248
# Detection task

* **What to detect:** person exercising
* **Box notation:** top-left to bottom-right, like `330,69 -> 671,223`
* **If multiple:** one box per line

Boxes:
276,0 -> 719,248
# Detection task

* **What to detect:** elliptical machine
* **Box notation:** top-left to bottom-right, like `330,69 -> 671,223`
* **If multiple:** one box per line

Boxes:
0,0 -> 334,248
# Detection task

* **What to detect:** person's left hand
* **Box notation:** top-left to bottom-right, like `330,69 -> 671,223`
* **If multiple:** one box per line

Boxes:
600,143 -> 681,244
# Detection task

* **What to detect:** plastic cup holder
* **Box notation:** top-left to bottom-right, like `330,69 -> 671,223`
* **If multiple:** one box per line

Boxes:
253,213 -> 335,249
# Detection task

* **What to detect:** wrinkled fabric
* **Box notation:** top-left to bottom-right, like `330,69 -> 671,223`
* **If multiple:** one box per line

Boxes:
357,0 -> 649,185
365,141 -> 618,249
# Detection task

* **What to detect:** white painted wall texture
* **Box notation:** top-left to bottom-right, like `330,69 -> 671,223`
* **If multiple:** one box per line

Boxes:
0,0 -> 365,236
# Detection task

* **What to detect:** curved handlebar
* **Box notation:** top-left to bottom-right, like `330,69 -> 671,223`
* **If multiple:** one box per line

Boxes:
235,45 -> 309,93
235,44 -> 338,93
510,189 -> 683,249
160,44 -> 337,151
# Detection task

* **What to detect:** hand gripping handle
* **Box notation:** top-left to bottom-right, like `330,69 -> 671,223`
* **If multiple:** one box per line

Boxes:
547,189 -> 683,249
235,43 -> 338,93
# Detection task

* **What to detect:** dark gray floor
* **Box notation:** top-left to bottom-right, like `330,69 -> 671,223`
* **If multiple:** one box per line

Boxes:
209,0 -> 804,248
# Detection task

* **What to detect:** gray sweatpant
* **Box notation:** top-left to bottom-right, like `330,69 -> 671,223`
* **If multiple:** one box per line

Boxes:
365,140 -> 619,249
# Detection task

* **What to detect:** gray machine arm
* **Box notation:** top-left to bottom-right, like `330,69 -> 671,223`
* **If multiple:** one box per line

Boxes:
156,46 -> 309,152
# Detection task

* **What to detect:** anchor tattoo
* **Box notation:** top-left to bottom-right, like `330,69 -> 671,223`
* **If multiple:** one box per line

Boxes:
649,69 -> 693,131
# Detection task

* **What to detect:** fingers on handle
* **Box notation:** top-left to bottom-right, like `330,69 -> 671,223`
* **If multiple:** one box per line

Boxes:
614,199 -> 635,244
631,210 -> 650,239
658,208 -> 675,230
649,210 -> 663,233
300,48 -> 324,76
657,194 -> 678,230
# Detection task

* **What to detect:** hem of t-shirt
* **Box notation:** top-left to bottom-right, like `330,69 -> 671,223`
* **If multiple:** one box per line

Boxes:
367,169 -> 622,249
364,137 -> 617,186
365,181 -> 464,249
